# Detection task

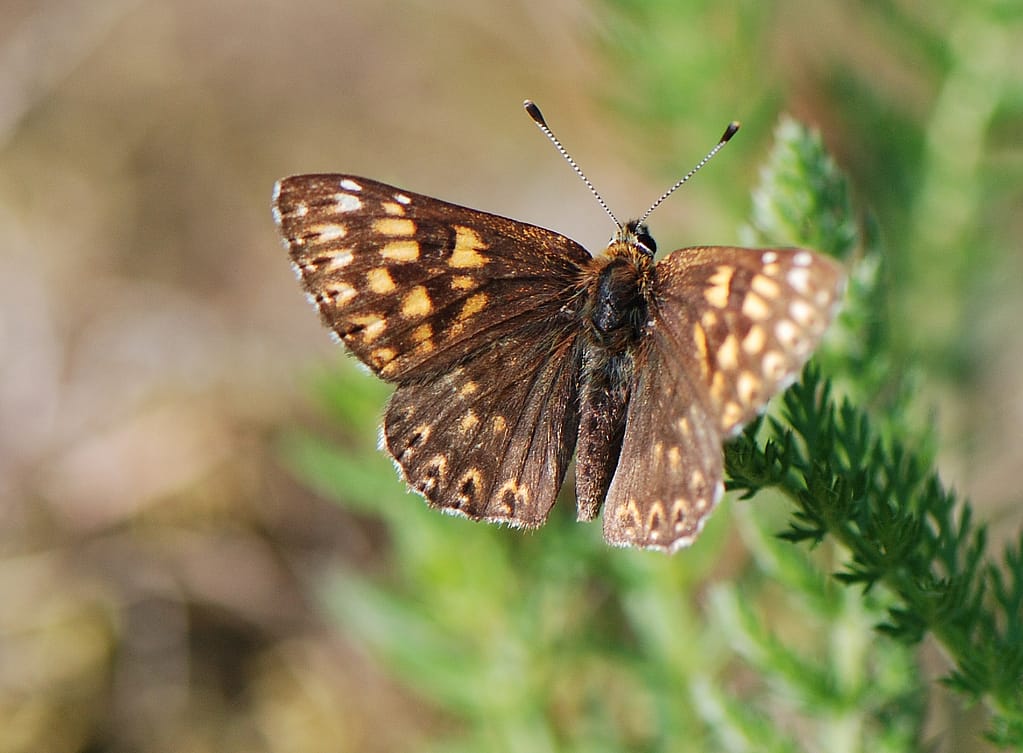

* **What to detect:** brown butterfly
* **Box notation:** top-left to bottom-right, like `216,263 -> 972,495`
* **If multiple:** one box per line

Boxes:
272,102 -> 845,553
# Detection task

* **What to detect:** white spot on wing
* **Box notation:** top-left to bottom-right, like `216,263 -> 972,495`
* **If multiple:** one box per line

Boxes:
332,282 -> 357,305
762,350 -> 787,381
315,225 -> 346,242
787,267 -> 811,294
395,193 -> 411,205
339,178 -> 363,191
776,319 -> 798,347
793,251 -> 813,267
789,299 -> 815,326
330,249 -> 354,269
335,194 -> 362,212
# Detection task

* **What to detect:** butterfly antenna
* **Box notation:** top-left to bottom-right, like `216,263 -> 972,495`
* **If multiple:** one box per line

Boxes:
636,121 -> 741,226
524,100 -> 622,230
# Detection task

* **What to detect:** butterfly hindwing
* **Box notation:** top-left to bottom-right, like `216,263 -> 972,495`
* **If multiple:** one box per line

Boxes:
603,341 -> 725,550
384,323 -> 582,528
273,174 -> 592,382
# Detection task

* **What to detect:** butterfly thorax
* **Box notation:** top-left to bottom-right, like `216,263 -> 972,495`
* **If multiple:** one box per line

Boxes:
588,254 -> 650,344
584,220 -> 656,340
574,228 -> 656,522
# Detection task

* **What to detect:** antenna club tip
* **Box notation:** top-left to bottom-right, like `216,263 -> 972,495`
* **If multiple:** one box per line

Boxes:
721,121 -> 741,142
523,100 -> 547,126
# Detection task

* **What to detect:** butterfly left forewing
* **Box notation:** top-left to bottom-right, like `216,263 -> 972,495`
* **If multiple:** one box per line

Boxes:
273,174 -> 591,382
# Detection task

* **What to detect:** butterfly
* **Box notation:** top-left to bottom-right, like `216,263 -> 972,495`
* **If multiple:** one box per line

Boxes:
272,102 -> 845,553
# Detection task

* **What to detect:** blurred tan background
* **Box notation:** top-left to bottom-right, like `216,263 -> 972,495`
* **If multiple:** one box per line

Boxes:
1,0 -> 1020,751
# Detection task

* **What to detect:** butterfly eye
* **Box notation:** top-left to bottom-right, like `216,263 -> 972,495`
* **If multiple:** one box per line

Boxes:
635,229 -> 657,255
626,221 -> 656,255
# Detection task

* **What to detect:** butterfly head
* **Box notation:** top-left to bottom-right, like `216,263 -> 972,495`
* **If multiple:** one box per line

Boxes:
615,220 -> 657,257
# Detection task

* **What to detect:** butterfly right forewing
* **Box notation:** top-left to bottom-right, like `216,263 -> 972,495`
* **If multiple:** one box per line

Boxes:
653,246 -> 845,434
603,246 -> 845,551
